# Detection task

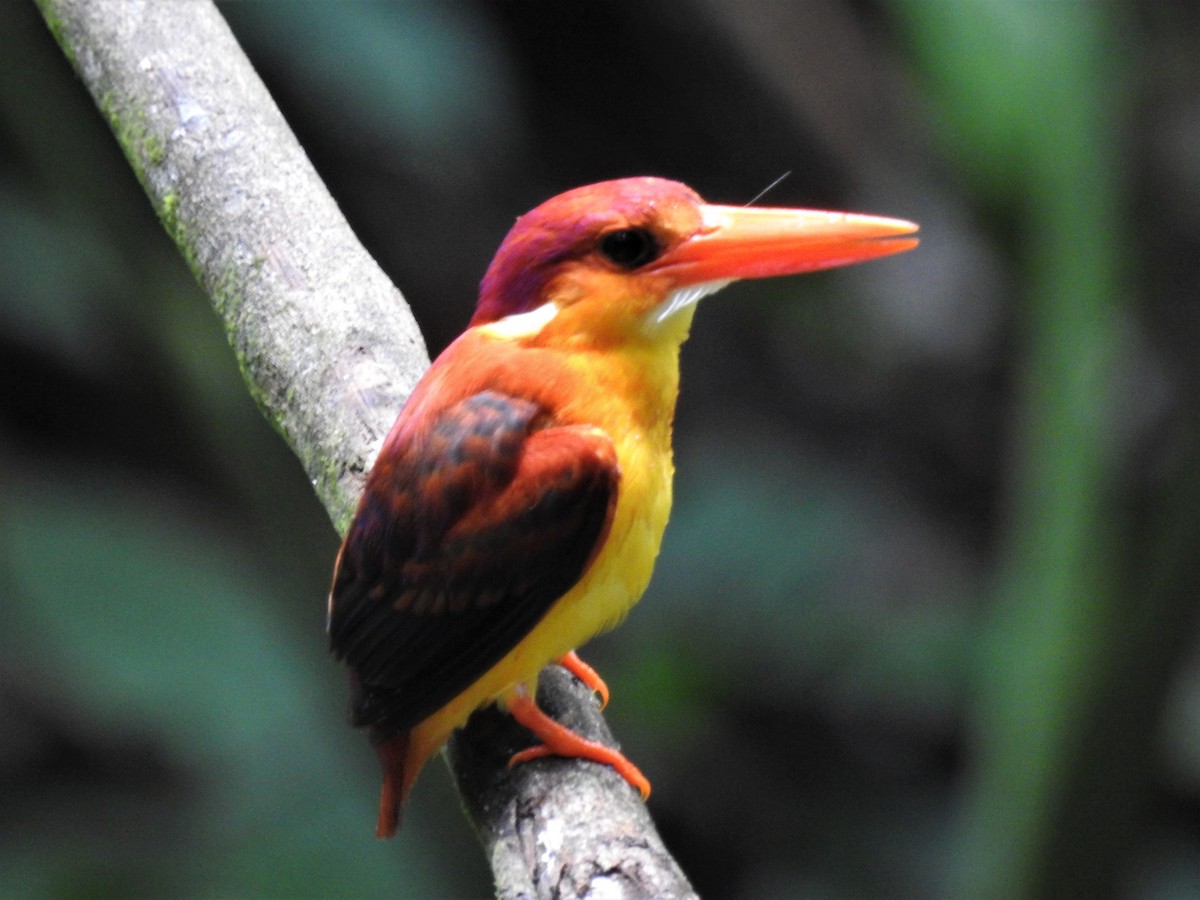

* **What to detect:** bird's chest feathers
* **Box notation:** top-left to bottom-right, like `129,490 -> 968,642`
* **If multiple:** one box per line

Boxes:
560,339 -> 680,484
555,343 -> 682,625
412,332 -> 684,635
442,329 -> 683,495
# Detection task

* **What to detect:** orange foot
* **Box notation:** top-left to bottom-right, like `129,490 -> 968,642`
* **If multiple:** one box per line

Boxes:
557,650 -> 610,709
505,683 -> 651,799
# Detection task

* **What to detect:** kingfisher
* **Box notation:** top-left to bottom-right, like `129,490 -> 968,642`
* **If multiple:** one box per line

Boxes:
327,177 -> 918,836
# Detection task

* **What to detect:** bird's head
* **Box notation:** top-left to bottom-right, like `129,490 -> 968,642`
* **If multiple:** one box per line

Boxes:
472,177 -> 918,346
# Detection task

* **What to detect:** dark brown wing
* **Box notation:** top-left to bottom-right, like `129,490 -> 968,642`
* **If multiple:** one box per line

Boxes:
328,390 -> 619,739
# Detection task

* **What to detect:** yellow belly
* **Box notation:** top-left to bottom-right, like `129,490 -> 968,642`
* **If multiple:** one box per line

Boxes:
483,419 -> 673,688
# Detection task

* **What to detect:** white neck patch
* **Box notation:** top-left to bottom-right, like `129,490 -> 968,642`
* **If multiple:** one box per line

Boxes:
478,301 -> 560,339
647,279 -> 734,328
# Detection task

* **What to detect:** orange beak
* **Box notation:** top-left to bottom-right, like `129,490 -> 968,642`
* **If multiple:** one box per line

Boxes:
656,204 -> 919,286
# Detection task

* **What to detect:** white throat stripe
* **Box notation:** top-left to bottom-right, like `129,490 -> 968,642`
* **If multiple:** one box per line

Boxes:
650,279 -> 734,325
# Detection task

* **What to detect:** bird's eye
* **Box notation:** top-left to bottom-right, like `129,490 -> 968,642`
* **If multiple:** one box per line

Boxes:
598,228 -> 660,269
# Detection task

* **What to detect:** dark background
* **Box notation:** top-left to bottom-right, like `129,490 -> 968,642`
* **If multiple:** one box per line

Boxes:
2,2 -> 1199,897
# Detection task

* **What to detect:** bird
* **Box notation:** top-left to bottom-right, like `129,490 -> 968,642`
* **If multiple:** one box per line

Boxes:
327,177 -> 918,837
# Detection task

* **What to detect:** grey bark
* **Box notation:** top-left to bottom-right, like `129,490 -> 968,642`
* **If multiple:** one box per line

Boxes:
35,1 -> 696,896
39,0 -> 428,531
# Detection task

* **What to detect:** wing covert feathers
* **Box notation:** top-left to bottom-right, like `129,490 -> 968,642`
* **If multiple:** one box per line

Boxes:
328,390 -> 619,739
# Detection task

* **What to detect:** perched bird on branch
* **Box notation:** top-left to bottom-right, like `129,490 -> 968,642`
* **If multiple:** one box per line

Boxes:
327,177 -> 918,836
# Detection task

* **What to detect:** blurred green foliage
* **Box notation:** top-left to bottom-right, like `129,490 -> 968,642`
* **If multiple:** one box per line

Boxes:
3,1 -> 1199,898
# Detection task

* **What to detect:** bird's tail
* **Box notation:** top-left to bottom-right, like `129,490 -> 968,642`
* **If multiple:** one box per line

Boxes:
372,725 -> 449,838
373,732 -> 414,838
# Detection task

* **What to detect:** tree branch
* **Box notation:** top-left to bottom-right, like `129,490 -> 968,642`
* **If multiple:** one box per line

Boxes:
449,667 -> 695,899
36,0 -> 426,532
36,1 -> 695,896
